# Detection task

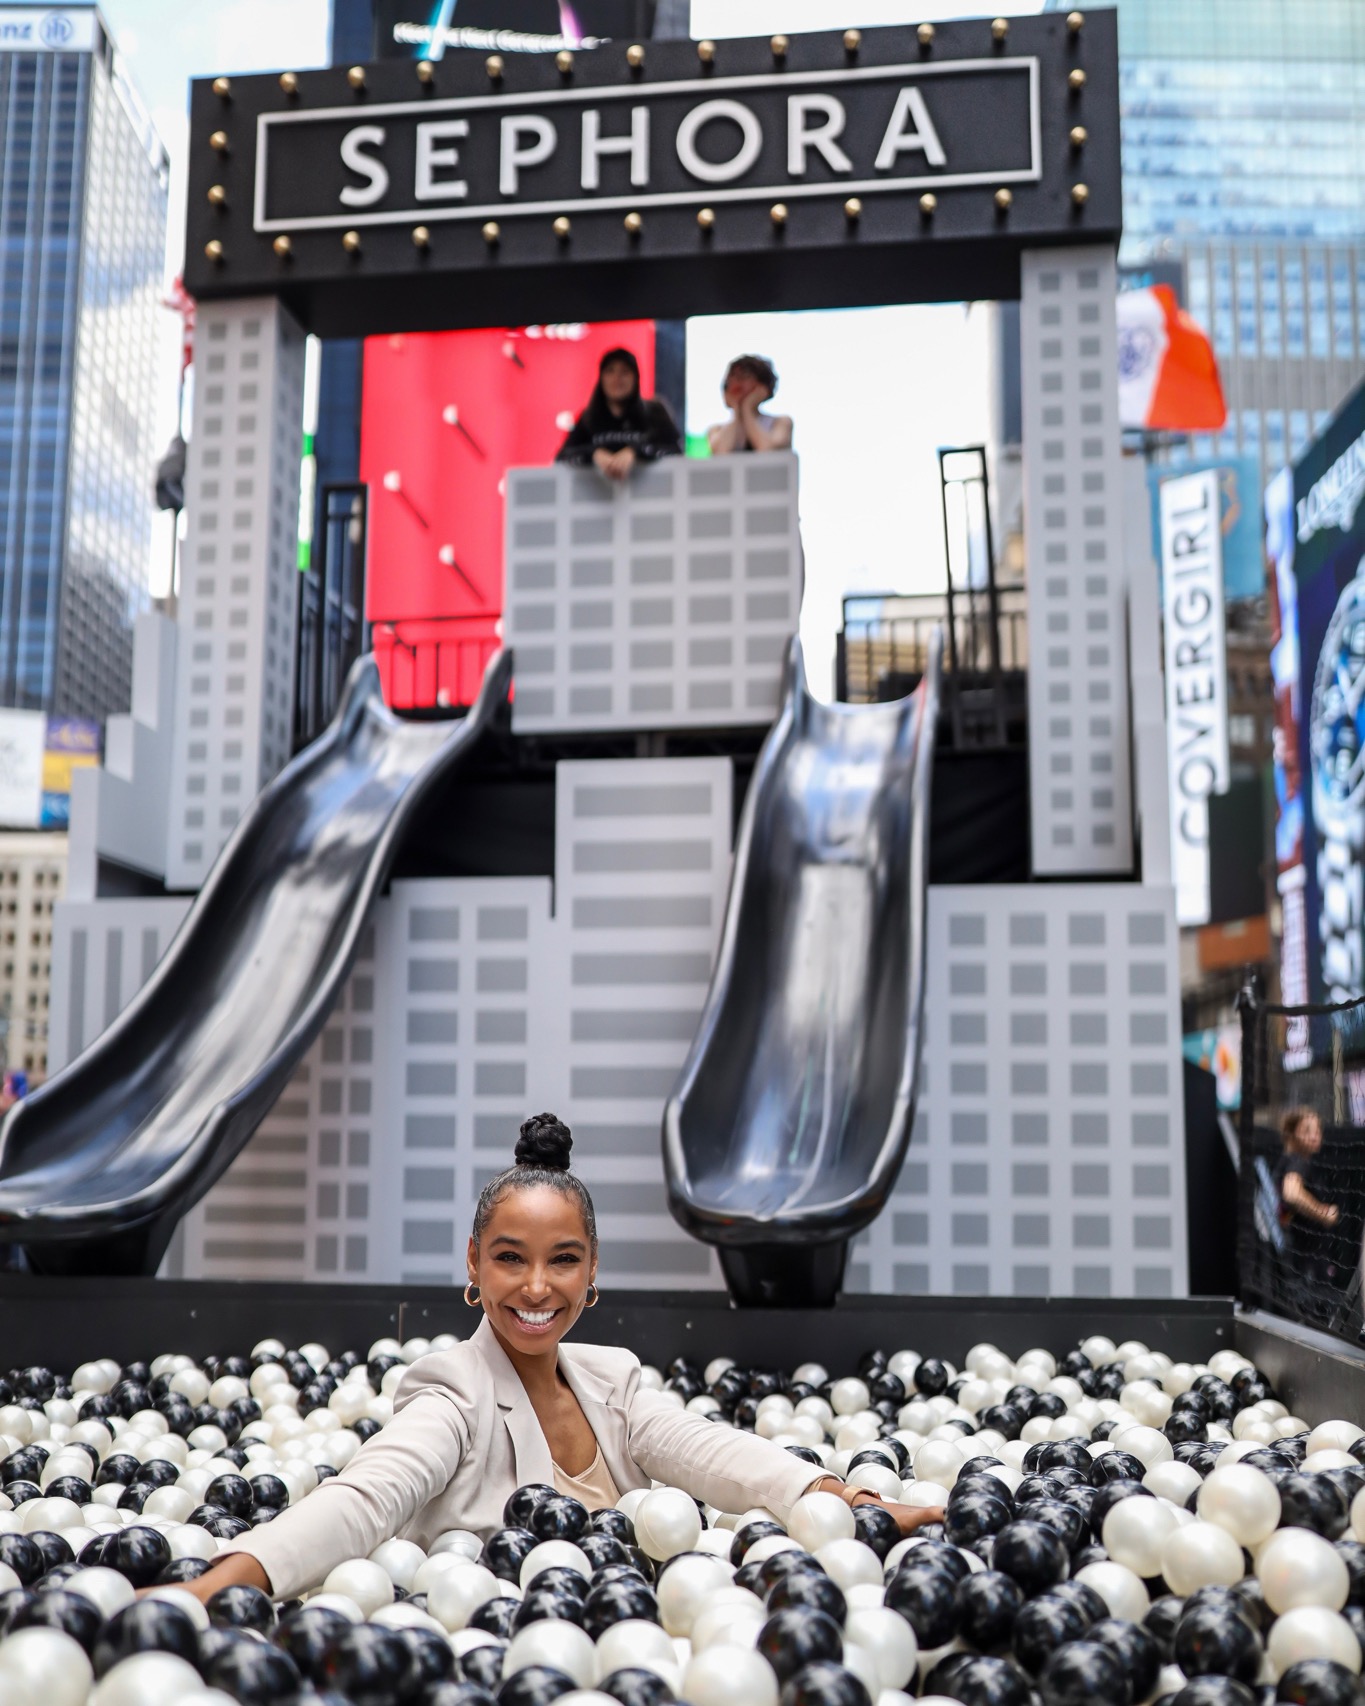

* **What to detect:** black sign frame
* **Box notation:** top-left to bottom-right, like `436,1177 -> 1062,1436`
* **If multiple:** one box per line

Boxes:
186,12 -> 1120,336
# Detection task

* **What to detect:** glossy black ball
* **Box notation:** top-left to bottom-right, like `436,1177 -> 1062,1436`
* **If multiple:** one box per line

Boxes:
94,1452 -> 140,1486
769,1568 -> 847,1623
1168,1680 -> 1257,1706
117,1480 -> 154,1512
580,1533 -> 631,1573
597,1668 -> 676,1706
0,1533 -> 44,1586
528,1493 -> 590,1543
945,1488 -> 1013,1547
524,1565 -> 588,1601
503,1484 -> 557,1530
159,1557 -> 214,1585
882,1564 -> 961,1648
1017,1496 -> 1088,1554
5,1588 -> 102,1653
25,1531 -> 74,1573
1092,1451 -> 1150,1486
756,1606 -> 843,1685
928,1652 -> 1034,1706
732,1519 -> 787,1565
956,1570 -> 1025,1654
755,1549 -> 827,1597
1,1446 -> 47,1485
1274,1659 -> 1365,1705
1165,1411 -> 1209,1445
1087,1617 -> 1161,1702
915,1358 -> 949,1396
583,1580 -> 659,1639
468,1596 -> 522,1639
778,1659 -> 872,1706
1174,1605 -> 1262,1685
589,1508 -> 635,1547
202,1634 -> 304,1705
496,1663 -> 579,1705
400,1625 -> 459,1689
273,1606 -> 357,1684
513,1588 -> 586,1630
92,1597 -> 200,1676
249,1473 -> 290,1511
1029,1392 -> 1067,1422
1036,1439 -> 1095,1478
991,1519 -> 1070,1594
851,1501 -> 901,1561
208,1582 -> 276,1633
205,1471 -> 255,1518
481,1526 -> 539,1584
318,1622 -> 423,1706
1012,1592 -> 1091,1676
1277,1474 -> 1349,1540
1038,1639 -> 1130,1706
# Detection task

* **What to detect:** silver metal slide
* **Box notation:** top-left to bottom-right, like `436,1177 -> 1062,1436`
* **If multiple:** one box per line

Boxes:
0,651 -> 512,1276
663,634 -> 940,1305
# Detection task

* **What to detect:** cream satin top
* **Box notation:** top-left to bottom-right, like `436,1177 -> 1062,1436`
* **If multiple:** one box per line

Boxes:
553,1443 -> 621,1511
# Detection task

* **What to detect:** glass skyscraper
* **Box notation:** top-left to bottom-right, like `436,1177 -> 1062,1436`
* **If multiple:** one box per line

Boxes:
0,8 -> 168,723
1047,0 -> 1365,482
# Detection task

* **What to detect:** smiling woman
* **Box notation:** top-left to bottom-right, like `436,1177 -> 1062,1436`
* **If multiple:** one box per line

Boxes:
160,1113 -> 943,1604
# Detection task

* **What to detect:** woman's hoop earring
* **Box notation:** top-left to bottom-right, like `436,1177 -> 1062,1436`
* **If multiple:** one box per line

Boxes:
584,1284 -> 599,1308
463,1282 -> 481,1307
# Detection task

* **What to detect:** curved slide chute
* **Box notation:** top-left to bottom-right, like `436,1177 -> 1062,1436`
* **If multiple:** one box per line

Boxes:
0,651 -> 512,1276
664,634 -> 940,1306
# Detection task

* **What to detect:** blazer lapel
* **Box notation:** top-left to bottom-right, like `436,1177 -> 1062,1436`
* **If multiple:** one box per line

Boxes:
559,1346 -> 647,1496
471,1316 -> 556,1489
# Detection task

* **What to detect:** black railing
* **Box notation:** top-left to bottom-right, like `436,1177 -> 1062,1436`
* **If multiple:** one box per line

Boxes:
295,483 -> 367,751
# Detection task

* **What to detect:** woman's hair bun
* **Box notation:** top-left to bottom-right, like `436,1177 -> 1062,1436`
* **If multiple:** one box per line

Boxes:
515,1112 -> 573,1172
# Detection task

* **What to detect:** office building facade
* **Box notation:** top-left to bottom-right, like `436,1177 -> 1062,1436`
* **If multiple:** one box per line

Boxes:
0,8 -> 168,724
1048,0 -> 1365,482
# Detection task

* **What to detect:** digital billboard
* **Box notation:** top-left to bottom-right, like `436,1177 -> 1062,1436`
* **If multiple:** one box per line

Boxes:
1270,376 -> 1365,1007
371,1 -> 655,61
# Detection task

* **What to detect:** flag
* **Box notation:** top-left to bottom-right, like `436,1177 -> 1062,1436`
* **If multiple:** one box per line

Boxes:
1117,284 -> 1226,432
162,275 -> 196,376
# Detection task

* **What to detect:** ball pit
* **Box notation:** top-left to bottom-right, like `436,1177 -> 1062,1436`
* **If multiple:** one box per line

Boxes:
0,1333 -> 1360,1704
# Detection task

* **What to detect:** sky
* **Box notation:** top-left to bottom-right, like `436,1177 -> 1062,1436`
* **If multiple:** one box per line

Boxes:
102,0 -> 1037,672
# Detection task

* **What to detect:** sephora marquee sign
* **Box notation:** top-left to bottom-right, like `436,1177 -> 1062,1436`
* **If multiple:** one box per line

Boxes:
253,60 -> 1040,232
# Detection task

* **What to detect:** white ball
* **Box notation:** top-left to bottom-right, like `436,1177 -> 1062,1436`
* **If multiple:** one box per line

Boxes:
1266,1605 -> 1363,1676
301,1593 -> 364,1622
369,1537 -> 426,1590
1257,1526 -> 1350,1613
1110,1425 -> 1173,1468
912,1441 -> 962,1488
814,1537 -> 883,1591
788,1491 -> 855,1551
429,1529 -> 484,1562
142,1586 -> 211,1630
1159,1521 -> 1247,1596
1101,1498 -> 1179,1578
1074,1561 -> 1150,1623
426,1562 -> 502,1630
1197,1464 -> 1282,1546
504,1619 -> 596,1688
321,1558 -> 395,1617
64,1566 -> 137,1619
682,1644 -> 780,1706
655,1551 -> 732,1637
831,1378 -> 871,1416
90,1652 -> 203,1706
0,1626 -> 93,1706
742,1535 -> 802,1566
142,1487 -> 195,1523
594,1618 -> 677,1679
520,1540 -> 591,1589
1355,1486 -> 1365,1544
844,1605 -> 918,1692
634,1488 -> 703,1561
1142,1461 -> 1201,1505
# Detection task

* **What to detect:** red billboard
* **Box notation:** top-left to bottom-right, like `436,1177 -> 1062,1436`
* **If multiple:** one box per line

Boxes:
360,320 -> 656,708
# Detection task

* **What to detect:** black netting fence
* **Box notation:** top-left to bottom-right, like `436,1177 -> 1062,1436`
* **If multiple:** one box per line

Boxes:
1238,984 -> 1365,1342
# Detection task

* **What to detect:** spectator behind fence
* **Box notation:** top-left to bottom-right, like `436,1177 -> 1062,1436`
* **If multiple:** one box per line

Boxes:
556,347 -> 682,482
1278,1105 -> 1340,1251
707,355 -> 793,456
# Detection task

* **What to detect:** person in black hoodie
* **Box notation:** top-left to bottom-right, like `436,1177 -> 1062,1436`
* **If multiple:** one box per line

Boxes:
556,347 -> 682,481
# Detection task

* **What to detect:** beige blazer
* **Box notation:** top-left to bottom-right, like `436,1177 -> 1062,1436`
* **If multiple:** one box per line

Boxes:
231,1317 -> 819,1599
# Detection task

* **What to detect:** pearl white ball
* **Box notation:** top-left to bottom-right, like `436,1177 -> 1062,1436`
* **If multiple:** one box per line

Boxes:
520,1539 -> 591,1589
1142,1461 -> 1201,1505
1101,1497 -> 1179,1578
788,1491 -> 855,1551
634,1488 -> 703,1561
368,1537 -> 426,1590
64,1566 -> 137,1619
814,1537 -> 883,1591
321,1558 -> 394,1617
594,1618 -> 677,1679
682,1644 -> 780,1706
504,1618 -> 596,1688
301,1593 -> 364,1622
1159,1520 -> 1247,1596
89,1652 -> 203,1706
830,1378 -> 871,1416
1074,1560 -> 1150,1624
0,1627 -> 93,1706
844,1605 -> 919,1692
655,1551 -> 732,1637
1267,1605 -> 1363,1676
1257,1526 -> 1350,1614
425,1562 -> 503,1630
1197,1464 -> 1282,1546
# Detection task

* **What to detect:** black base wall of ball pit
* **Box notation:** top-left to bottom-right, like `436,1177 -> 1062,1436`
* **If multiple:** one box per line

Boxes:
1235,1306 -> 1365,1424
0,1275 -> 1243,1372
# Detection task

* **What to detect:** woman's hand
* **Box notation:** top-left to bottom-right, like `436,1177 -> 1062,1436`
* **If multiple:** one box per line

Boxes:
137,1553 -> 271,1606
879,1498 -> 947,1536
592,447 -> 636,481
810,1475 -> 944,1538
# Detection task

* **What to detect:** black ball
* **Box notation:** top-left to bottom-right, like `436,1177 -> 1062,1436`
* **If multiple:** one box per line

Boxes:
159,1558 -> 214,1585
524,1566 -> 588,1602
273,1605 -> 352,1684
1277,1474 -> 1349,1540
991,1520 -> 1070,1594
468,1596 -> 522,1640
1275,1659 -> 1365,1705
513,1588 -> 586,1630
5,1587 -> 102,1653
778,1659 -> 872,1706
732,1519 -> 787,1566
1012,1591 -> 1092,1676
945,1488 -> 1013,1548
768,1568 -> 847,1623
529,1493 -> 590,1543
1088,1616 -> 1161,1702
583,1580 -> 659,1640
851,1501 -> 901,1562
1168,1681 -> 1258,1706
1017,1496 -> 1088,1555
914,1359 -> 950,1396
25,1531 -> 74,1574
590,1508 -> 636,1547
580,1533 -> 631,1573
496,1663 -> 579,1705
956,1570 -> 1025,1654
0,1533 -> 44,1586
755,1549 -> 828,1598
400,1624 -> 459,1690
597,1667 -> 676,1706
1092,1451 -> 1150,1486
1039,1639 -> 1131,1706
481,1527 -> 539,1584
205,1472 -> 255,1518
249,1473 -> 290,1511
208,1582 -> 277,1633
882,1563 -> 961,1648
319,1622 -> 422,1706
93,1597 -> 200,1676
927,1652 -> 1034,1706
202,1632 -> 304,1704
504,1484 -> 557,1530
756,1607 -> 843,1686
1174,1604 -> 1262,1685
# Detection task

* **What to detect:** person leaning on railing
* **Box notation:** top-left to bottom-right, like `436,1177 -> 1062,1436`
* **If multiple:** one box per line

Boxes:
556,347 -> 682,482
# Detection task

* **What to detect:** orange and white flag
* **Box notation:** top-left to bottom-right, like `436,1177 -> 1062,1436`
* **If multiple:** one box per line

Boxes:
1117,284 -> 1226,431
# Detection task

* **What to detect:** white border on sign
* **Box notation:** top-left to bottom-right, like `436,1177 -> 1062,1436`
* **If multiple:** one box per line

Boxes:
252,58 -> 1041,232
